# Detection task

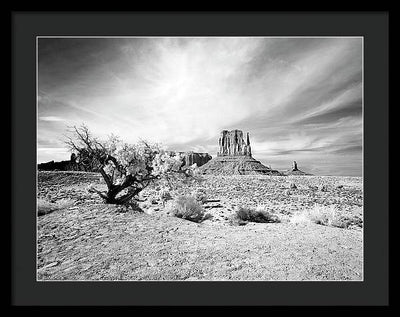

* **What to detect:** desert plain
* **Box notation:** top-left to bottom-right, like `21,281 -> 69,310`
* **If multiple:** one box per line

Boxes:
37,171 -> 363,281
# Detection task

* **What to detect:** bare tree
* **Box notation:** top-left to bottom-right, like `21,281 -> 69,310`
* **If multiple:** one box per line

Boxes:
65,125 -> 106,172
65,125 -> 196,205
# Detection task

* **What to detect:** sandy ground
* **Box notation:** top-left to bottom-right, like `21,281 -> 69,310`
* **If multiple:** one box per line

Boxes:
37,171 -> 363,281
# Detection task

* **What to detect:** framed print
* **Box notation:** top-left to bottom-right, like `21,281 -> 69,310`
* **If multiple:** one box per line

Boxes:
12,11 -> 389,306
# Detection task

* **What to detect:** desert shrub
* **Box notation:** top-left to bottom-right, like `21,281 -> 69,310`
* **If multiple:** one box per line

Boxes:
291,204 -> 363,229
290,211 -> 312,224
159,189 -> 173,205
193,188 -> 208,204
165,196 -> 209,223
235,205 -> 281,223
228,214 -> 248,226
37,198 -> 75,216
308,205 -> 340,226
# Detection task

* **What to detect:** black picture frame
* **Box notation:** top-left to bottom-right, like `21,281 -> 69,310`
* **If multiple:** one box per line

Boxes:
11,11 -> 389,306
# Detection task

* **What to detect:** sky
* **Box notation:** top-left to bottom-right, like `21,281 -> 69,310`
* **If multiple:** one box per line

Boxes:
38,37 -> 363,176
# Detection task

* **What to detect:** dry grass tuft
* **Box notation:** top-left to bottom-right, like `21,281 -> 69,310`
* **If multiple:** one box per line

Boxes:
165,196 -> 210,223
235,205 -> 281,224
37,198 -> 75,216
291,204 -> 363,229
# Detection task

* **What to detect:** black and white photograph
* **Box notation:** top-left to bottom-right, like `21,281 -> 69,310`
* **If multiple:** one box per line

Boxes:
36,36 -> 364,281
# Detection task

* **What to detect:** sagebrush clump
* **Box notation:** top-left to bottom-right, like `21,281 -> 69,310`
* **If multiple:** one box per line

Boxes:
291,204 -> 363,229
234,205 -> 281,224
165,196 -> 210,223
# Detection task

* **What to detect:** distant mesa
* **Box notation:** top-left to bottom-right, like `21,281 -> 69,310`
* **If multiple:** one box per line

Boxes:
38,151 -> 212,172
168,151 -> 212,168
38,153 -> 80,171
183,151 -> 212,168
200,129 -> 282,175
283,161 -> 312,176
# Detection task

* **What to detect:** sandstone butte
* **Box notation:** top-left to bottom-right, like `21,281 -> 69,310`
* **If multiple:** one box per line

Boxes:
282,161 -> 312,176
199,129 -> 282,176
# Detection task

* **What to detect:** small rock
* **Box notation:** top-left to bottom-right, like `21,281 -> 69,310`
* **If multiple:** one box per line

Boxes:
40,261 -> 59,269
320,185 -> 328,192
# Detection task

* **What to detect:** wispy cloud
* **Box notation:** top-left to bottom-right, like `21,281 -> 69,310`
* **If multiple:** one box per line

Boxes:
39,116 -> 66,122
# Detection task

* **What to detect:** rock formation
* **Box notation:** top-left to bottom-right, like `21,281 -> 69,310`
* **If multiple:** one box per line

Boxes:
165,151 -> 212,167
39,151 -> 212,171
181,151 -> 212,168
283,161 -> 312,176
218,130 -> 252,157
200,130 -> 282,175
37,159 -> 74,171
38,153 -> 79,171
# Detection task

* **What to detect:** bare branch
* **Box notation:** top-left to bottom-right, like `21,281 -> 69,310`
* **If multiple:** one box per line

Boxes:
99,168 -> 113,189
87,187 -> 108,200
117,188 -> 141,205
